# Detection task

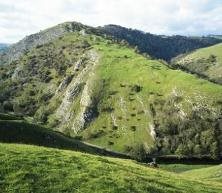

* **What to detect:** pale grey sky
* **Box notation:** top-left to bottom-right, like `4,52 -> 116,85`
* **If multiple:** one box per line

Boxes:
0,0 -> 222,43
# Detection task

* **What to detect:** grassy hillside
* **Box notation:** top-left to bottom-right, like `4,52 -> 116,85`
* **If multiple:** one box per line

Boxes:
182,165 -> 222,183
84,37 -> 222,158
1,25 -> 222,159
0,143 -> 222,193
172,43 -> 222,84
0,114 -> 130,159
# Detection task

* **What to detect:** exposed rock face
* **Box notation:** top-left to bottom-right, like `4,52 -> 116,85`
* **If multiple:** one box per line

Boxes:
11,65 -> 23,80
57,75 -> 74,92
56,49 -> 100,134
149,123 -> 156,140
72,50 -> 100,133
74,59 -> 84,71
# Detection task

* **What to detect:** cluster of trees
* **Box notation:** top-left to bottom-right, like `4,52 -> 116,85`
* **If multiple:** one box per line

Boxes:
100,25 -> 222,61
151,95 -> 222,160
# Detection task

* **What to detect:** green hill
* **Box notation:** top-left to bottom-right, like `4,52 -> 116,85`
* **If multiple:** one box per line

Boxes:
172,43 -> 222,84
182,165 -> 222,183
1,23 -> 222,159
0,143 -> 222,193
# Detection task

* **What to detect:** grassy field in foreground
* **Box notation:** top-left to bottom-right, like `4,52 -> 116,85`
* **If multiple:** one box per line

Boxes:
182,165 -> 222,183
0,143 -> 222,193
159,164 -> 216,173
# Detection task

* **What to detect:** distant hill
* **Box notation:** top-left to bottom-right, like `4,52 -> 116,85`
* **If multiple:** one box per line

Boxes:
172,43 -> 222,84
208,35 -> 222,40
100,25 -> 222,61
0,43 -> 9,52
1,23 -> 221,65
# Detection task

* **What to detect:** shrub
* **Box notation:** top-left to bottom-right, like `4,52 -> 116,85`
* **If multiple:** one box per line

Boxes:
36,44 -> 43,49
109,91 -> 118,95
130,144 -> 149,161
175,144 -> 189,157
3,101 -> 13,112
112,125 -> 118,130
130,126 -> 136,131
73,135 -> 83,140
34,107 -> 49,123
88,129 -> 105,139
120,83 -> 126,87
208,54 -> 217,63
108,141 -> 114,145
131,85 -> 142,92
101,107 -> 114,112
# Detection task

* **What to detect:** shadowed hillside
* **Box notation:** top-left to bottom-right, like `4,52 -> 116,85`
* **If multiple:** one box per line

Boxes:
100,25 -> 222,61
0,114 -> 130,159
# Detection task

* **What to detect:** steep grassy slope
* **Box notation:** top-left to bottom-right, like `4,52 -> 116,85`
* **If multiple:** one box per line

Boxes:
172,43 -> 222,84
182,165 -> 222,183
0,143 -> 222,193
1,25 -> 222,159
100,25 -> 222,61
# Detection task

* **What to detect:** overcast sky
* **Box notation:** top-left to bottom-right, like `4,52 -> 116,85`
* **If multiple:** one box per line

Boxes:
0,0 -> 222,43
